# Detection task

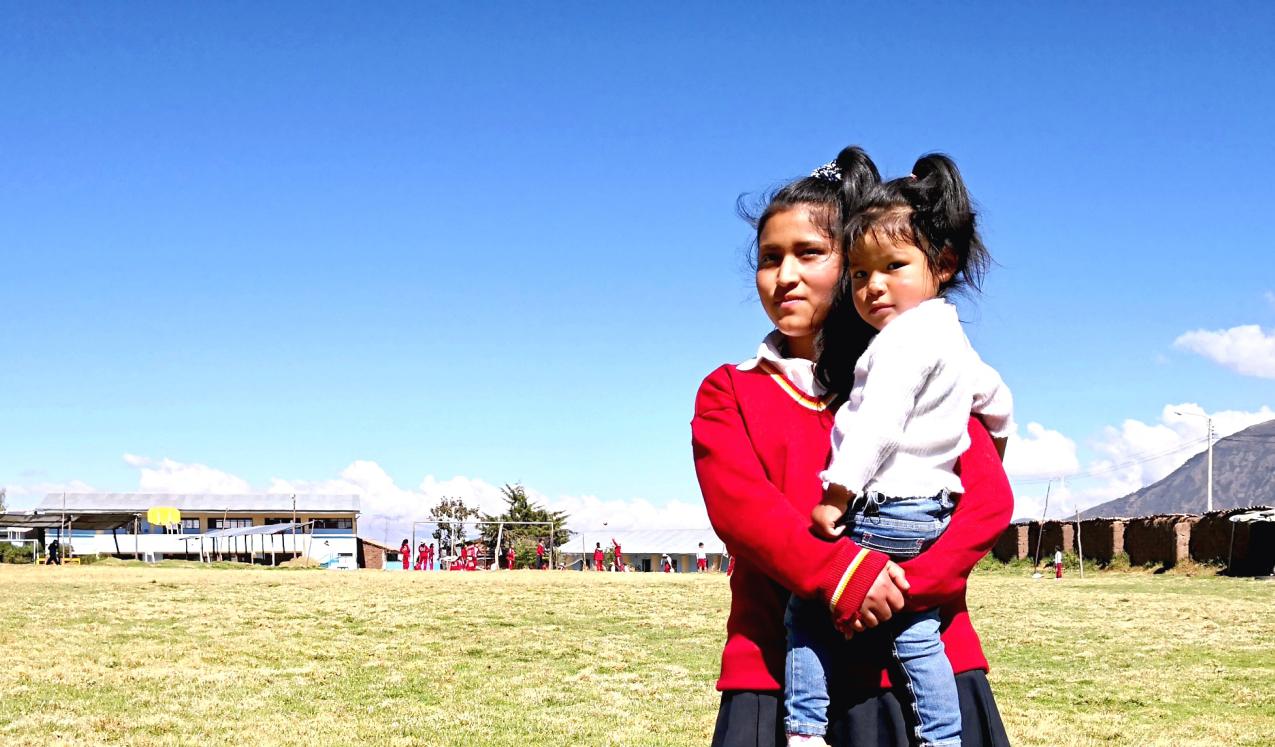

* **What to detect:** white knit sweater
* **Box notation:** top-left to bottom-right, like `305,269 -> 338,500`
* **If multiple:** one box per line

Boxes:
819,298 -> 1014,498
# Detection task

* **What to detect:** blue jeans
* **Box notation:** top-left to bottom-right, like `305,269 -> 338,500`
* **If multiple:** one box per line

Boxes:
785,492 -> 961,747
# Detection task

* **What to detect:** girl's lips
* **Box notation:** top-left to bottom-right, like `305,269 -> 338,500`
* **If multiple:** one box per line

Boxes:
779,297 -> 805,309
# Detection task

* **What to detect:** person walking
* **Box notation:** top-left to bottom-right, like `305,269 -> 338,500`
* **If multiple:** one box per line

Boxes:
1054,548 -> 1065,579
696,542 -> 708,572
536,539 -> 546,570
506,545 -> 516,570
399,539 -> 411,571
427,542 -> 435,570
593,542 -> 605,572
46,538 -> 62,565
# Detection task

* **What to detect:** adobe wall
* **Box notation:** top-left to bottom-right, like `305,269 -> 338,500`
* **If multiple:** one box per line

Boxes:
1123,516 -> 1198,567
1078,520 -> 1124,564
993,524 -> 1030,561
1023,521 -> 1073,561
988,509 -> 1273,574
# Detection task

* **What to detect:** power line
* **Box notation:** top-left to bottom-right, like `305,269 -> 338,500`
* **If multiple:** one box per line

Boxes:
1010,435 -> 1210,486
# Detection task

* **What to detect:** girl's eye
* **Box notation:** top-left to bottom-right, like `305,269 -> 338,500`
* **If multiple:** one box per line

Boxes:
758,252 -> 780,267
800,248 -> 826,258
888,261 -> 907,270
851,270 -> 867,280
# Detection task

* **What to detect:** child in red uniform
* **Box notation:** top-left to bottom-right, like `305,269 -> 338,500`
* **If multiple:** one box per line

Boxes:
593,542 -> 605,571
696,542 -> 708,572
415,542 -> 428,571
427,543 -> 435,570
399,539 -> 411,570
506,546 -> 516,570
536,540 -> 546,570
611,538 -> 624,572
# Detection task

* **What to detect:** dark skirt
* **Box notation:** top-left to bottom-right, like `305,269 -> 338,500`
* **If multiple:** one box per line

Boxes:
710,670 -> 1010,747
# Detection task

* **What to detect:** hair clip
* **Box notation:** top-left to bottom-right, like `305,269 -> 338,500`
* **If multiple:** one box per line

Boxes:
810,162 -> 842,182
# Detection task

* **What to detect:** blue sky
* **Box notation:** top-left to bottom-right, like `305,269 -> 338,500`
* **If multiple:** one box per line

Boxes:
3,2 -> 1273,529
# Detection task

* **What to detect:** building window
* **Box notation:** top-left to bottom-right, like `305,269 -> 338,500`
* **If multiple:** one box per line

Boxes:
208,518 -> 252,530
181,518 -> 200,534
311,518 -> 354,533
263,517 -> 295,525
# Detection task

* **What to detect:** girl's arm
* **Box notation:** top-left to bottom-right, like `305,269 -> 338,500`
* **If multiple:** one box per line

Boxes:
898,417 -> 1014,612
692,365 -> 890,625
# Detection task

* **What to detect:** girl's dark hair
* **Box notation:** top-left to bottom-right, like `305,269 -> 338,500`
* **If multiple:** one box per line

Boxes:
815,153 -> 989,401
738,146 -> 881,263
739,146 -> 883,397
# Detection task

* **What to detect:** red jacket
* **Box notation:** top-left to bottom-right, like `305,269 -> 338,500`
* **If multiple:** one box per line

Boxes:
693,363 -> 1012,692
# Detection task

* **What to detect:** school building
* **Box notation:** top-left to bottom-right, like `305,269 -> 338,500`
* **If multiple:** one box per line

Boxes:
5,493 -> 361,568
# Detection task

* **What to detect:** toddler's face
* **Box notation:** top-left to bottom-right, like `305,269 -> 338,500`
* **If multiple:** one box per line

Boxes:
849,230 -> 949,330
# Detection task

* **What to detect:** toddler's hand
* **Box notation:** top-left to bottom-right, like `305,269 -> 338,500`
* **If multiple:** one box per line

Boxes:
811,503 -> 845,539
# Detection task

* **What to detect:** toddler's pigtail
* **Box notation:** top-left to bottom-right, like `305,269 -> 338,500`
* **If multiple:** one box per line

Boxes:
908,153 -> 988,293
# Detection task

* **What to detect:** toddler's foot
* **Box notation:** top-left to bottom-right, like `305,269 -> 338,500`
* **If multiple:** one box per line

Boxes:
786,735 -> 829,747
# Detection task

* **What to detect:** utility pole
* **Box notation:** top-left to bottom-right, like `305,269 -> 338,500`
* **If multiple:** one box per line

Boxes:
1206,417 -> 1214,513
1174,411 -> 1215,513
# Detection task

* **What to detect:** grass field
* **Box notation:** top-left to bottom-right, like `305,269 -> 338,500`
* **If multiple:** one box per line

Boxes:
1,563 -> 1272,746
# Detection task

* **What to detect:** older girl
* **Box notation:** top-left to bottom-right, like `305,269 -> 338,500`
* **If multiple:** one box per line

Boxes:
693,146 -> 1013,746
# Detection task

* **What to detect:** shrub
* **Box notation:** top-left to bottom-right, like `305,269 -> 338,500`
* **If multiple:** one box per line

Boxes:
1,543 -> 35,564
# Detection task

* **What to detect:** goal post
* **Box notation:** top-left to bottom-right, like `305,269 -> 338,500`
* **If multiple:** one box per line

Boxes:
410,519 -> 559,569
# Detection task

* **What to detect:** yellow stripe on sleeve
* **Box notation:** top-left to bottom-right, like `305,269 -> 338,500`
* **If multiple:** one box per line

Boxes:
828,548 -> 871,611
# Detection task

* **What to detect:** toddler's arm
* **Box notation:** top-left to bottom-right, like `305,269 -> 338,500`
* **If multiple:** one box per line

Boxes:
811,483 -> 853,539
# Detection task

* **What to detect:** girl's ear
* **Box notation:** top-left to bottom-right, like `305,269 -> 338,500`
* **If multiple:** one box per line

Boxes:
937,246 -> 957,284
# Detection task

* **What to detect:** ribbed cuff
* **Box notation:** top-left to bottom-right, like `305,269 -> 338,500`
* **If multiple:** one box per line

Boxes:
820,543 -> 889,625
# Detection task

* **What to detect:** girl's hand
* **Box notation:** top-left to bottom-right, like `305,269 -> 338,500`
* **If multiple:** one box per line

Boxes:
811,503 -> 846,538
838,561 -> 909,638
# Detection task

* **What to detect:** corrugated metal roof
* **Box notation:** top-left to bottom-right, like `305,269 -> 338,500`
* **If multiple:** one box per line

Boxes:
564,528 -> 725,555
37,493 -> 359,513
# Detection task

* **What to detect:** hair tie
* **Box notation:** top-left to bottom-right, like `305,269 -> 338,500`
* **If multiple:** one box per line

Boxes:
811,162 -> 842,182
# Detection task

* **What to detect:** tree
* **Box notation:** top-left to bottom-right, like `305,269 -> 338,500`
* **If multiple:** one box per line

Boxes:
0,488 -> 6,513
480,484 -> 570,567
428,496 -> 480,556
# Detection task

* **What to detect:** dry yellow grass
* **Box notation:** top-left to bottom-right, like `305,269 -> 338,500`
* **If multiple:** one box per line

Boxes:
0,563 -> 1271,746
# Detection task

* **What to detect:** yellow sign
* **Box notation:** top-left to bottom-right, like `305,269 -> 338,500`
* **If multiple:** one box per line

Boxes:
147,506 -> 182,527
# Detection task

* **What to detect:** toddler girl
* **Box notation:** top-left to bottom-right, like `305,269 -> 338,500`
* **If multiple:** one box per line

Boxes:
785,153 -> 1013,747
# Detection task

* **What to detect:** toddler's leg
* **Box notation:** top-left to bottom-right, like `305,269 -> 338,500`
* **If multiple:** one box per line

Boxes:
784,595 -> 838,744
889,609 -> 961,747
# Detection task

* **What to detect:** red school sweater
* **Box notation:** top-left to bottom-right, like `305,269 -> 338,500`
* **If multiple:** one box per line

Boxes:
692,363 -> 1013,692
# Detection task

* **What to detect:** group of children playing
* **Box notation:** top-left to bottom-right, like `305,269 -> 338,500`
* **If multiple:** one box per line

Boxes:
396,537 -> 550,571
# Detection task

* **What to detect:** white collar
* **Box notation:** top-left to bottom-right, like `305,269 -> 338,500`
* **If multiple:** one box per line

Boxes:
737,330 -> 823,398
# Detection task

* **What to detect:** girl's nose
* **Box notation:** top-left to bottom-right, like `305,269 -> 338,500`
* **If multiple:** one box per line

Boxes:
776,255 -> 800,285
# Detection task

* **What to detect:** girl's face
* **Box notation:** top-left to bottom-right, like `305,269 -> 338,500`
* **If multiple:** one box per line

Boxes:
755,205 -> 842,359
849,229 -> 952,331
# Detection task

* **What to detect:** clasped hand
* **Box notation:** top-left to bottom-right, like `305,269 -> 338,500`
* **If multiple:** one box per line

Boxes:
814,484 -> 910,638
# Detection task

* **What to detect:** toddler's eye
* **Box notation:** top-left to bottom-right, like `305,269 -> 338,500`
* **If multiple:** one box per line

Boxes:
851,270 -> 867,280
888,261 -> 907,270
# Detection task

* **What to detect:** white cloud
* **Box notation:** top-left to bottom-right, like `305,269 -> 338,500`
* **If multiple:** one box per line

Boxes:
1173,324 -> 1275,379
1010,403 -> 1275,519
1265,291 -> 1275,311
1004,422 -> 1080,480
122,453 -> 252,494
1,479 -> 97,510
110,454 -> 699,541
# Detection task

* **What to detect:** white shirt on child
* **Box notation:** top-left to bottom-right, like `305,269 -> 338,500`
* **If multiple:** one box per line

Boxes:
819,298 -> 1014,498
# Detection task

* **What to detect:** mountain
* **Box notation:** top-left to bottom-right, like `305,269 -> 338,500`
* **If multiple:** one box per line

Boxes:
1080,418 -> 1275,518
